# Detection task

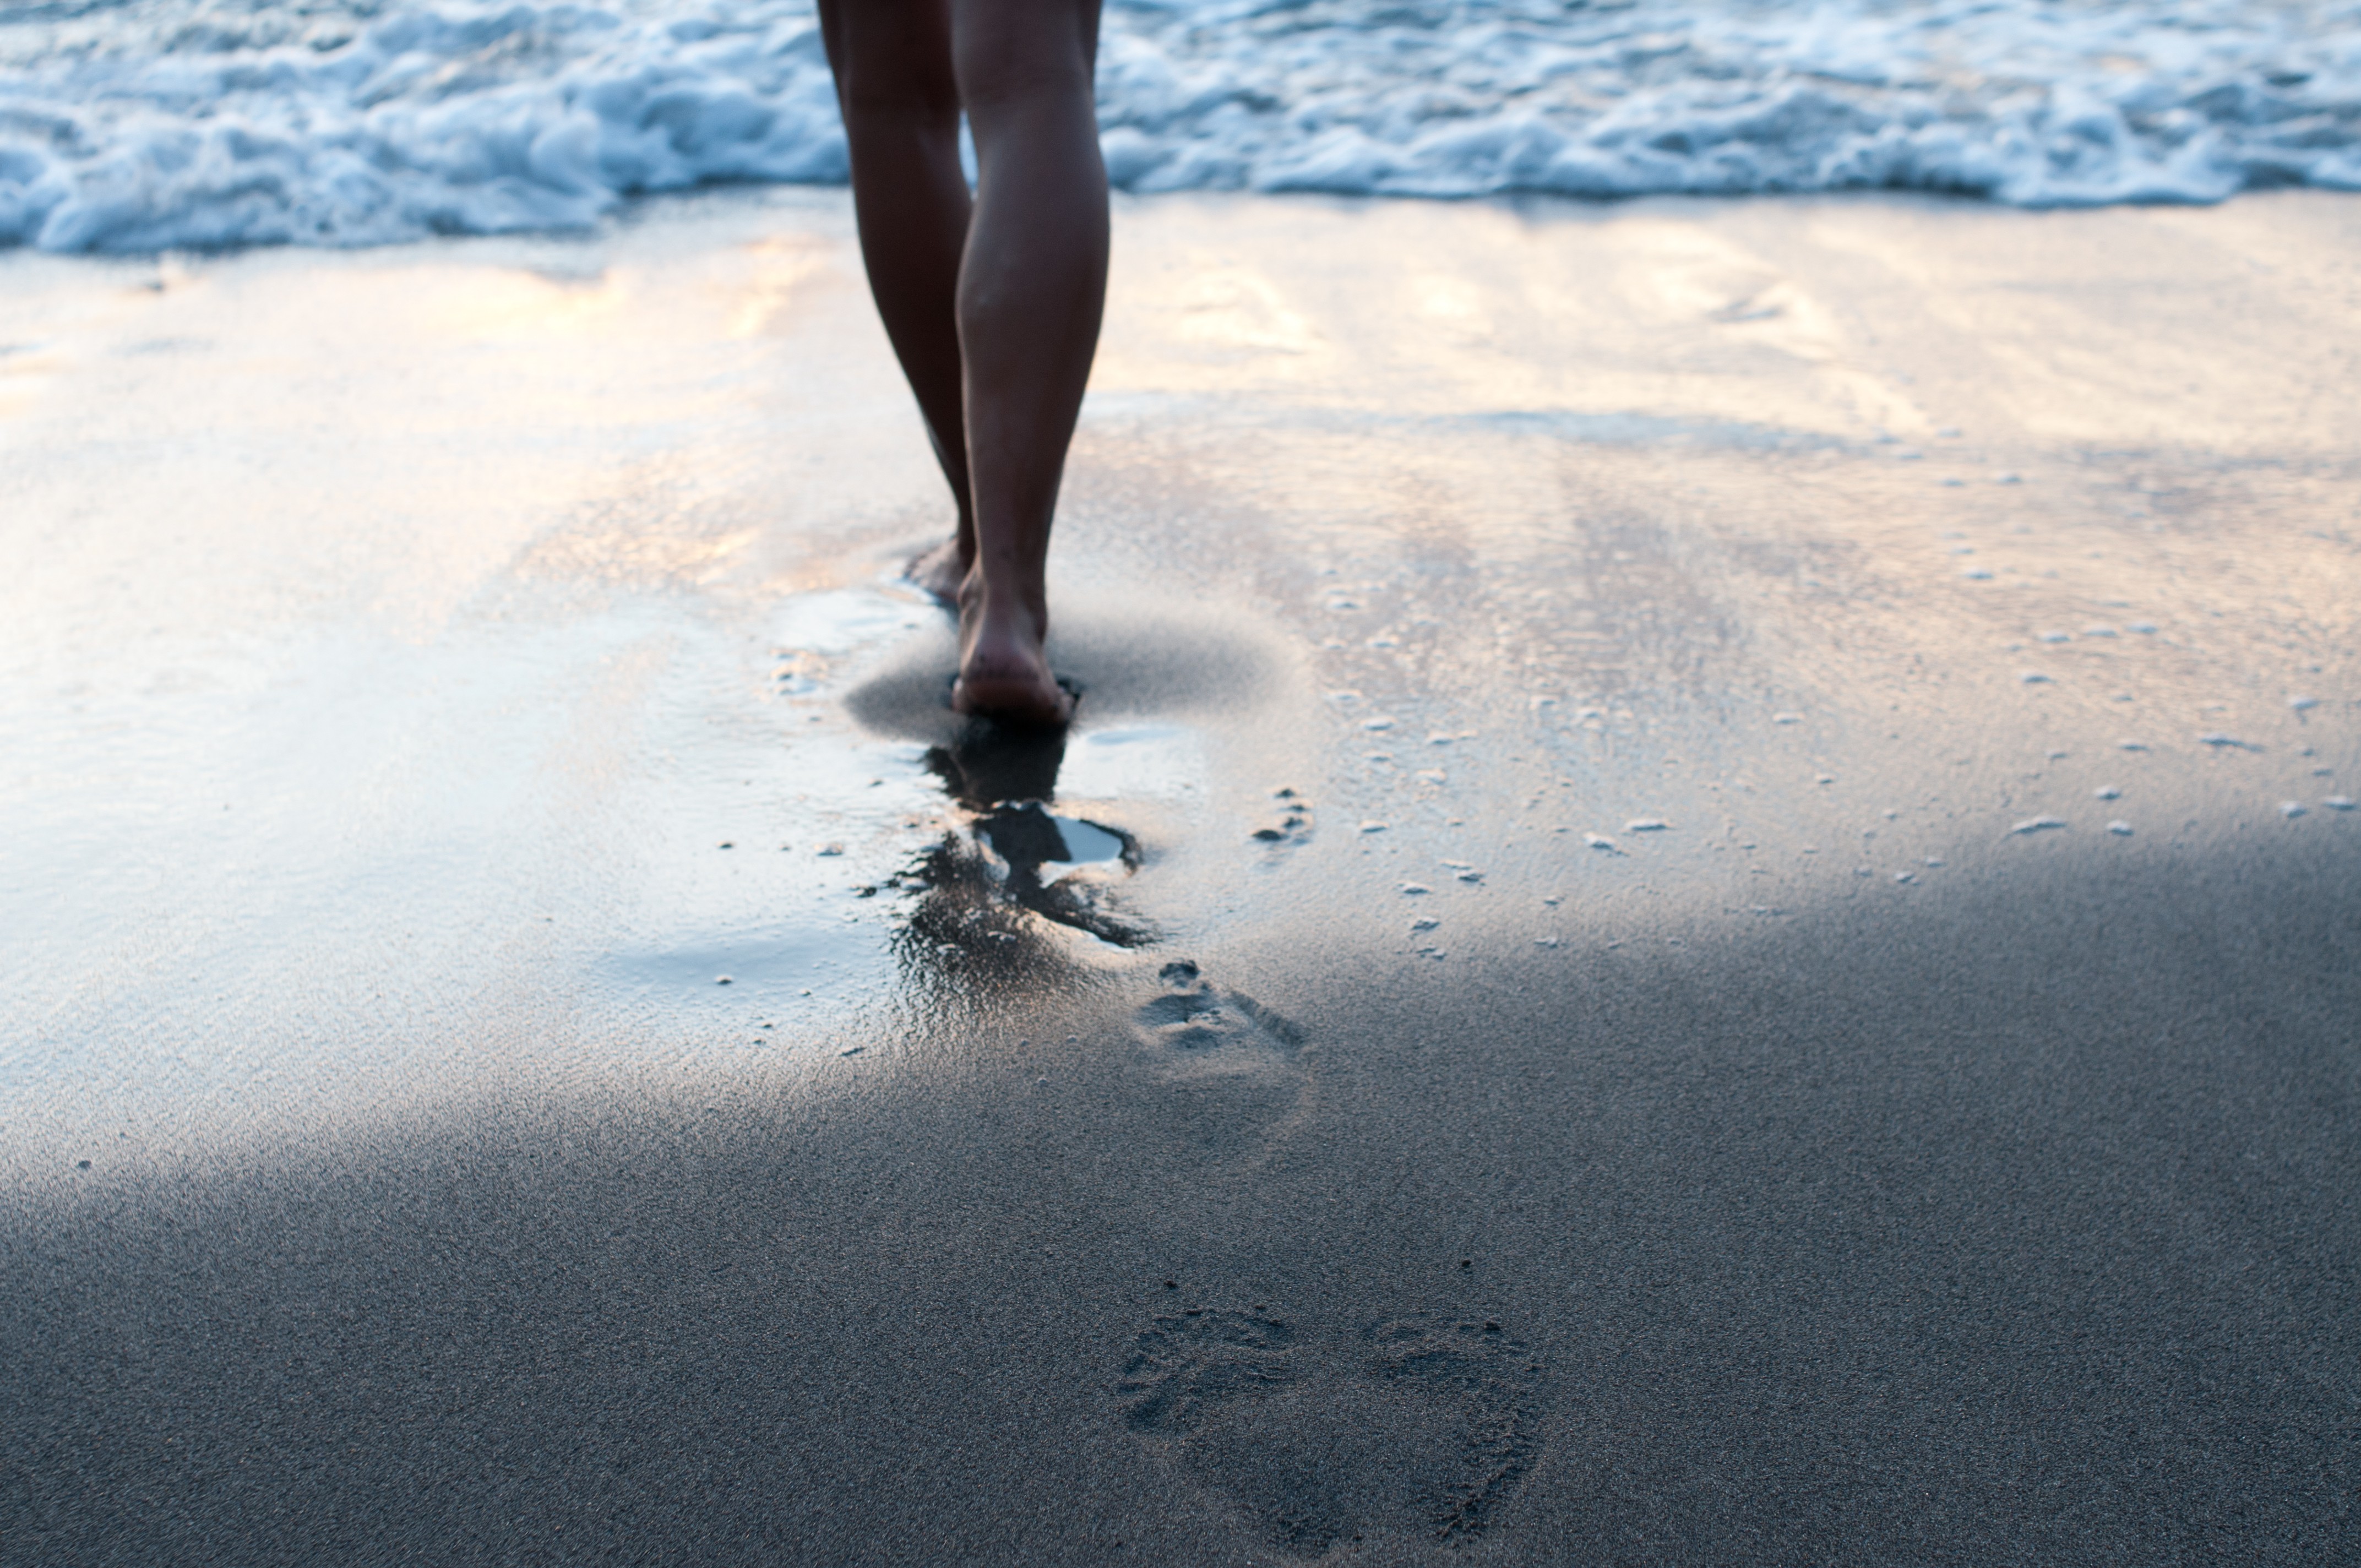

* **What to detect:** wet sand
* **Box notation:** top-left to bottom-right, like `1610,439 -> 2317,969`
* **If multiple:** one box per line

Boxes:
4,188 -> 2358,1563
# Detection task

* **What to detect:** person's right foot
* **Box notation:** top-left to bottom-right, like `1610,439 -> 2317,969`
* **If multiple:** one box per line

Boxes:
952,587 -> 1073,726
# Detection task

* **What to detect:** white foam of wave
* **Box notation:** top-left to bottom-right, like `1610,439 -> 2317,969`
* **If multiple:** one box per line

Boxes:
1100,0 -> 2361,205
2,0 -> 2357,253
0,1 -> 848,251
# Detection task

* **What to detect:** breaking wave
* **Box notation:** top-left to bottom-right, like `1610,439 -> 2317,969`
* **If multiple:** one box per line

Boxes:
2,0 -> 2356,252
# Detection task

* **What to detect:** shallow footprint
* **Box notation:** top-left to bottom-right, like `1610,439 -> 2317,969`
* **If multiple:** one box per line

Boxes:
1117,1307 -> 1542,1557
1364,1316 -> 1542,1540
1131,961 -> 1304,1074
1126,962 -> 1309,1167
1118,1306 -> 1299,1432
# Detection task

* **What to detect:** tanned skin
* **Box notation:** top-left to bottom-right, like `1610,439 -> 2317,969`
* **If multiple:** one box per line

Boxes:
818,0 -> 1109,726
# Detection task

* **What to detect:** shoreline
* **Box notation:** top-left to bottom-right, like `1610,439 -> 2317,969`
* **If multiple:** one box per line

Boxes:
4,183 -> 2357,1561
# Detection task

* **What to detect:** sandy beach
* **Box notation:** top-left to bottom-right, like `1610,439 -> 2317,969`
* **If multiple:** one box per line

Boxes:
4,187 -> 2358,1562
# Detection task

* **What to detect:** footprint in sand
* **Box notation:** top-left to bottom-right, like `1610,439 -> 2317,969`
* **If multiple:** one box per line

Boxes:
1131,961 -> 1303,1070
1128,962 -> 1309,1164
1117,1308 -> 1542,1556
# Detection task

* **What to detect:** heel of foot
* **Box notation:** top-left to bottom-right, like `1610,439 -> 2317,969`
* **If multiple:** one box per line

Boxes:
951,672 -> 1076,727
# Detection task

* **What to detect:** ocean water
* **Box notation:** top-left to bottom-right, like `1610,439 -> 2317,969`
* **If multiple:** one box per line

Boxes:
2,0 -> 2357,252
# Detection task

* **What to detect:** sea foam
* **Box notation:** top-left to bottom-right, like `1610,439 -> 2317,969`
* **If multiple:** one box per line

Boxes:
3,0 -> 2357,253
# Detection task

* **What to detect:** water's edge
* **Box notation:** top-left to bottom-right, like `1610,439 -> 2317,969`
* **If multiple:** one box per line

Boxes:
2,0 -> 2357,254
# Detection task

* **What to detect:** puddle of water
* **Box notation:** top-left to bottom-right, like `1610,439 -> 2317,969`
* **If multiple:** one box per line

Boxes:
897,789 -> 1152,953
1038,815 -> 1130,884
973,801 -> 1138,885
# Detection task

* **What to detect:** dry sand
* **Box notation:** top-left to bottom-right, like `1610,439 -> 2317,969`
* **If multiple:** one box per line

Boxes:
3,187 -> 2358,1563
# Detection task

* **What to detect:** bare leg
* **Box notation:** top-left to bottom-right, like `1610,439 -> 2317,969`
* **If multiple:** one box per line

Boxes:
822,0 -> 1107,723
818,0 -> 976,601
945,0 -> 1108,723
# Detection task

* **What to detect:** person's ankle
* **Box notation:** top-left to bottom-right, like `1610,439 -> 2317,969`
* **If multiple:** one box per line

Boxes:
959,575 -> 1048,633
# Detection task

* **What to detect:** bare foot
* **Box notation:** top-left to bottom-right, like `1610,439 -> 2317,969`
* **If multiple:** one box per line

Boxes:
952,587 -> 1073,727
906,537 -> 968,605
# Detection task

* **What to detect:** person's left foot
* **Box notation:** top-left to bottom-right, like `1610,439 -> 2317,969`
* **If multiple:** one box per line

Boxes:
906,537 -> 968,605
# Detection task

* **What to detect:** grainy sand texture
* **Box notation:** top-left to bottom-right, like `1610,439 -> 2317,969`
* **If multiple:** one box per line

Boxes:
4,188 -> 2358,1564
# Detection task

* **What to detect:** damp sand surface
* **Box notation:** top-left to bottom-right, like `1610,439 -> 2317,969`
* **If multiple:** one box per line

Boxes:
4,187 -> 2359,1563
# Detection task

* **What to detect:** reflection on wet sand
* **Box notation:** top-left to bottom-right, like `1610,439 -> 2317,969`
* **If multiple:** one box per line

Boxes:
893,719 -> 1152,988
